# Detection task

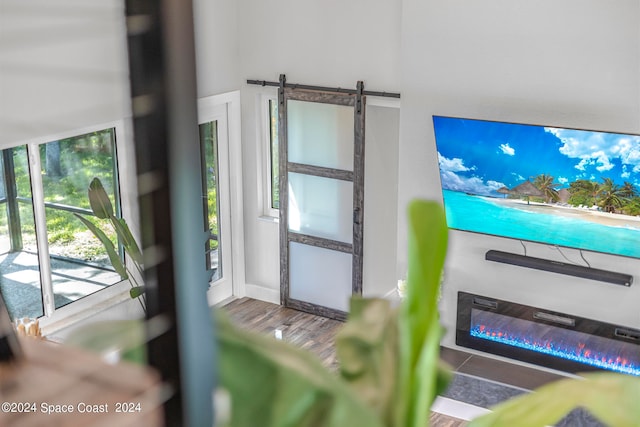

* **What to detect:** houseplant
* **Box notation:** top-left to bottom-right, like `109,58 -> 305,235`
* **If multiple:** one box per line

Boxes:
68,199 -> 453,426
216,199 -> 451,427
74,177 -> 146,311
468,369 -> 640,426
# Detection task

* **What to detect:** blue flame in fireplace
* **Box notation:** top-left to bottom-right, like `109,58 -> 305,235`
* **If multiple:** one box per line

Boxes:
471,325 -> 640,376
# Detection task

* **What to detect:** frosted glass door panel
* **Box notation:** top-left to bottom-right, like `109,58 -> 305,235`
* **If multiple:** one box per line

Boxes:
289,242 -> 352,312
288,172 -> 352,243
287,100 -> 354,171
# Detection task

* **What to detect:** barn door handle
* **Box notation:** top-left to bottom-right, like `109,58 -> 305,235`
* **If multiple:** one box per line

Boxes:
353,207 -> 361,225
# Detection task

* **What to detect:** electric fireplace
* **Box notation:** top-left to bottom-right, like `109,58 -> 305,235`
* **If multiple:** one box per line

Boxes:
456,292 -> 640,376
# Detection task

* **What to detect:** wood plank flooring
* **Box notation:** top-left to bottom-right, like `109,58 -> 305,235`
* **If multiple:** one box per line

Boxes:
429,413 -> 467,427
221,297 -> 342,370
220,297 -> 467,426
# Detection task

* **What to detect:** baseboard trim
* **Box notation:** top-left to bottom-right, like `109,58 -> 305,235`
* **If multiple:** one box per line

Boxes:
431,396 -> 490,421
244,284 -> 280,305
242,285 -> 401,308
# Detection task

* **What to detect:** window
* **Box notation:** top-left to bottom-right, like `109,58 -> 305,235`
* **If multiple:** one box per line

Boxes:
0,146 -> 42,318
269,100 -> 279,210
199,121 -> 221,282
197,93 -> 240,305
260,95 -> 280,218
0,127 -> 123,320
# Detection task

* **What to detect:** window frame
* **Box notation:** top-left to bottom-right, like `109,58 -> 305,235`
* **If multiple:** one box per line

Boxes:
198,91 -> 246,306
259,92 -> 280,219
199,120 -> 222,282
0,119 -> 141,331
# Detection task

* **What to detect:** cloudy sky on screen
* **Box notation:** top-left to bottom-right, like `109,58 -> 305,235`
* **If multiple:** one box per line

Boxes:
433,116 -> 640,196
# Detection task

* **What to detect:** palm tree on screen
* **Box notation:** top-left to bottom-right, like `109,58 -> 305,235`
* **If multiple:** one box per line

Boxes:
568,179 -> 601,207
533,174 -> 560,203
621,181 -> 638,199
598,178 -> 626,213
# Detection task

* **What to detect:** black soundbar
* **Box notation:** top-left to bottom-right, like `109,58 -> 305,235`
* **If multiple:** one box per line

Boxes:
485,250 -> 633,287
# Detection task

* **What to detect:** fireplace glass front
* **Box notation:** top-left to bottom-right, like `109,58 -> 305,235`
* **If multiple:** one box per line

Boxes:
457,292 -> 640,375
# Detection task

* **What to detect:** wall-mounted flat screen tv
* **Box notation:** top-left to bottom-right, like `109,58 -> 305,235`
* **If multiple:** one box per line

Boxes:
432,115 -> 640,258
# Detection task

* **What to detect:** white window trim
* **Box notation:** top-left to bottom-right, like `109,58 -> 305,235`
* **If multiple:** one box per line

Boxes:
39,279 -> 138,336
27,142 -> 54,316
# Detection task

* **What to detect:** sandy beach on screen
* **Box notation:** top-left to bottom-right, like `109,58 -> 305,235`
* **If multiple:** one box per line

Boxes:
488,197 -> 640,229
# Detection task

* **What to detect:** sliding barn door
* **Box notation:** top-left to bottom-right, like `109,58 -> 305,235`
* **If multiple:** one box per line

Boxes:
279,86 -> 365,320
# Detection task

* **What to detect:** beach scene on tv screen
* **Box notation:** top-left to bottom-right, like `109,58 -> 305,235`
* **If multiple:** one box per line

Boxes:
433,116 -> 640,258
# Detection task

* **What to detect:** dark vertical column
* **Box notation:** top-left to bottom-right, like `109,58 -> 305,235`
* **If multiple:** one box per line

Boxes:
352,82 -> 366,295
2,149 -> 22,252
278,74 -> 289,306
124,1 -> 214,426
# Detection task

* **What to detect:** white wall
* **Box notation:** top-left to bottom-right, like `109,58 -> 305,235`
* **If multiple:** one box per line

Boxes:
398,0 -> 640,347
0,0 -> 131,147
236,0 -> 401,90
194,0 -> 241,96
363,104 -> 400,298
235,0 -> 403,302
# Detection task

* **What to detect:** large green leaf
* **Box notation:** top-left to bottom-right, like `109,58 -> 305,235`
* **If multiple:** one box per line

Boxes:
216,311 -> 386,427
88,177 -> 114,219
396,199 -> 450,427
109,214 -> 144,266
335,200 -> 452,427
335,297 -> 399,426
74,213 -> 128,279
216,199 -> 452,427
469,372 -> 640,427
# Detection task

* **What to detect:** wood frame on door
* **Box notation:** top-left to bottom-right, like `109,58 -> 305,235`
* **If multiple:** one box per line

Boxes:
279,81 -> 366,321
